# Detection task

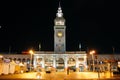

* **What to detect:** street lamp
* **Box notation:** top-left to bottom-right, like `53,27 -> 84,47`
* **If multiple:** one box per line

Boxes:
0,55 -> 3,58
29,50 -> 34,71
90,50 -> 95,71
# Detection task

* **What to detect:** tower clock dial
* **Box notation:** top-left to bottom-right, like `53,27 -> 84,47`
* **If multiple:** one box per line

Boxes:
57,31 -> 63,37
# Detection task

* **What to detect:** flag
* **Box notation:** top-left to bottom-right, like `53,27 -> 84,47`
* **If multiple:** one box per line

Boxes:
39,43 -> 41,51
79,43 -> 81,50
112,46 -> 115,53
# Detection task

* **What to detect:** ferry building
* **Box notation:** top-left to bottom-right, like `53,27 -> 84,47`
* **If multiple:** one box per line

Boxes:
1,4 -> 120,72
33,5 -> 87,71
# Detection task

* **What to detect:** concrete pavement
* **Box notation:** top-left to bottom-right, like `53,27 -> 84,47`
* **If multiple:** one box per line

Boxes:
0,71 -> 120,80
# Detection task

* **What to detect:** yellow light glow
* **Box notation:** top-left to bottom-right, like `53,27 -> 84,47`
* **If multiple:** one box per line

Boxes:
0,55 -> 3,58
21,70 -> 24,73
90,50 -> 95,55
29,50 -> 34,54
57,32 -> 63,37
84,56 -> 87,58
36,56 -> 39,59
36,72 -> 41,79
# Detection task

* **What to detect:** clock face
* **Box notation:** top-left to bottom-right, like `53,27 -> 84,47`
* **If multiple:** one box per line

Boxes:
57,31 -> 63,37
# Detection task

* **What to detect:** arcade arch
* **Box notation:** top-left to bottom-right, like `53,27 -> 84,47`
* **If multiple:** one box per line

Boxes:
68,58 -> 76,71
56,58 -> 64,71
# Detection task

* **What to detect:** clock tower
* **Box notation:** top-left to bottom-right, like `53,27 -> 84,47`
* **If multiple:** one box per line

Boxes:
54,4 -> 66,53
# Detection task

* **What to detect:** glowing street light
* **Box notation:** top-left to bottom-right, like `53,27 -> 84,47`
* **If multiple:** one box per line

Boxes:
36,72 -> 41,79
0,55 -> 3,58
29,50 -> 34,71
90,50 -> 95,71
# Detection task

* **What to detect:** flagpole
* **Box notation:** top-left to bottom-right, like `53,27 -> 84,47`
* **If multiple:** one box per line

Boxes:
112,46 -> 115,54
112,46 -> 115,63
9,46 -> 11,54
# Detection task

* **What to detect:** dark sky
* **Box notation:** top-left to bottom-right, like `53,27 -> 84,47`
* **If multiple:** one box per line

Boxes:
0,0 -> 119,54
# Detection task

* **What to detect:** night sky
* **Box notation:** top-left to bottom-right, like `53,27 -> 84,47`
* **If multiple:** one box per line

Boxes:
0,0 -> 119,54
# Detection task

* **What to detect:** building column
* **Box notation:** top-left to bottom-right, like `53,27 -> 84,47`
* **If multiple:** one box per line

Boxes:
76,57 -> 81,72
76,57 -> 79,68
108,63 -> 110,71
84,55 -> 87,71
42,57 -> 45,68
33,56 -> 36,68
64,56 -> 68,70
53,56 -> 56,68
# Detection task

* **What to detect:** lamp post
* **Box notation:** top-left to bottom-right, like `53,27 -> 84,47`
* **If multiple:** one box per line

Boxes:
90,50 -> 95,72
29,50 -> 34,72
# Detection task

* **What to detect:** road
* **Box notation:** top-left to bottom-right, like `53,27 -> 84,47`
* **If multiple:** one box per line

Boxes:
0,71 -> 120,80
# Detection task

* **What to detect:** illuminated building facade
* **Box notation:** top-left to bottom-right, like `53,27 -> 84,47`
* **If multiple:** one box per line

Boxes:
33,4 -> 87,71
1,4 -> 120,72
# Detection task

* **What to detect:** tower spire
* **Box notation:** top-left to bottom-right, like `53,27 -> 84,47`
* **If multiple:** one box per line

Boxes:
54,1 -> 65,26
59,1 -> 61,8
57,1 -> 63,17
